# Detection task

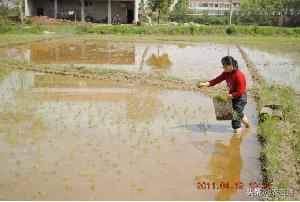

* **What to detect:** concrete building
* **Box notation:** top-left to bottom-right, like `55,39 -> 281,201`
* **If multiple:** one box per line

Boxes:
24,0 -> 140,24
188,0 -> 243,16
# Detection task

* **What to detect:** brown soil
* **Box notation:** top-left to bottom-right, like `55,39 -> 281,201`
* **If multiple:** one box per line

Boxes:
27,16 -> 91,26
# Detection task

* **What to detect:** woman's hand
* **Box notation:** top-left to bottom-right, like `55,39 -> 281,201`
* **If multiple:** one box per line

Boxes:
228,94 -> 233,100
197,82 -> 210,88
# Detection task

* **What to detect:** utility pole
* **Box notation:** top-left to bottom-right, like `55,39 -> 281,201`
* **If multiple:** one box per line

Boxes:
229,0 -> 232,26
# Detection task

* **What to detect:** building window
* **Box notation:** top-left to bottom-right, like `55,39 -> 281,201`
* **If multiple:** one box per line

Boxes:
209,3 -> 213,7
234,3 -> 239,8
198,3 -> 202,7
203,3 -> 208,7
215,4 -> 218,7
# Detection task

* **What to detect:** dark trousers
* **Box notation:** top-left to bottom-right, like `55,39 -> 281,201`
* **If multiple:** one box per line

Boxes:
231,94 -> 247,129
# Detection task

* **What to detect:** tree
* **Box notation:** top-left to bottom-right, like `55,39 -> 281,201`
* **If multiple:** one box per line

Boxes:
285,0 -> 300,15
13,0 -> 24,27
147,0 -> 173,25
240,0 -> 263,15
0,0 -> 10,16
241,0 -> 288,15
169,0 -> 194,22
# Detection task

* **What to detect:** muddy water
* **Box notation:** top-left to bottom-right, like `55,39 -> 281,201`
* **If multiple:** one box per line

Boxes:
0,68 -> 261,200
240,44 -> 300,93
0,39 -> 253,86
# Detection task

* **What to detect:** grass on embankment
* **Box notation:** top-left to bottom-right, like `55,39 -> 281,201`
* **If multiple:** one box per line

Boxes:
0,35 -> 53,47
74,24 -> 300,37
257,84 -> 300,200
80,34 -> 300,46
2,20 -> 300,46
1,33 -> 300,47
2,17 -> 300,37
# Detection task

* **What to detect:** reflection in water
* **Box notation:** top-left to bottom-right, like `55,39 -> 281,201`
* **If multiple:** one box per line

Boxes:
146,53 -> 172,69
194,129 -> 249,201
0,40 -> 249,81
0,70 -> 48,146
0,42 -> 136,65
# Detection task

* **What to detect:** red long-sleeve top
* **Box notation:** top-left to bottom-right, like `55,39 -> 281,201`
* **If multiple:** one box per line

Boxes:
208,69 -> 247,99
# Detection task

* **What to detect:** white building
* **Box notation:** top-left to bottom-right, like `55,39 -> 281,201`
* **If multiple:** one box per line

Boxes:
188,0 -> 242,16
24,0 -> 141,24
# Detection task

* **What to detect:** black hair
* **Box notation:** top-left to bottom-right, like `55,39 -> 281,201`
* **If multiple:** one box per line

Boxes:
221,56 -> 239,70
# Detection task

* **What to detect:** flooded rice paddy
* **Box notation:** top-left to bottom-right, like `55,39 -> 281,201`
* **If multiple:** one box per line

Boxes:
240,44 -> 300,93
3,39 -> 299,93
0,68 -> 261,200
2,38 -> 298,200
0,39 -> 253,86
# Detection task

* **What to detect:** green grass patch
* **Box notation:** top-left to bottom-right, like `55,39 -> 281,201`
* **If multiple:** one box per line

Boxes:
0,35 -> 48,46
21,24 -> 298,37
258,84 -> 297,121
259,118 -> 282,176
258,84 -> 300,196
79,67 -> 129,76
74,34 -> 300,46
78,25 -> 300,37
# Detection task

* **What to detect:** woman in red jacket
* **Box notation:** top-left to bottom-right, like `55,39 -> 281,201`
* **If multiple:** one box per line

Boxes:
198,56 -> 250,134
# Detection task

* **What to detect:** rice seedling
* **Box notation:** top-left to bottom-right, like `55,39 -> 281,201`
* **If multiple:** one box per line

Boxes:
33,191 -> 47,199
213,94 -> 228,102
183,108 -> 188,115
62,175 -> 69,181
43,174 -> 50,182
78,167 -> 87,177
157,144 -> 160,151
64,182 -> 73,191
16,160 -> 21,166
87,171 -> 96,184
15,171 -> 20,178
116,169 -> 122,175
90,184 -> 96,191
100,168 -> 107,173
137,187 -> 145,192
131,182 -> 145,192
54,160 -> 59,166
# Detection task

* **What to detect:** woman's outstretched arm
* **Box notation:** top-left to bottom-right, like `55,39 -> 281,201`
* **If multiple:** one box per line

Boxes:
197,72 -> 227,88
